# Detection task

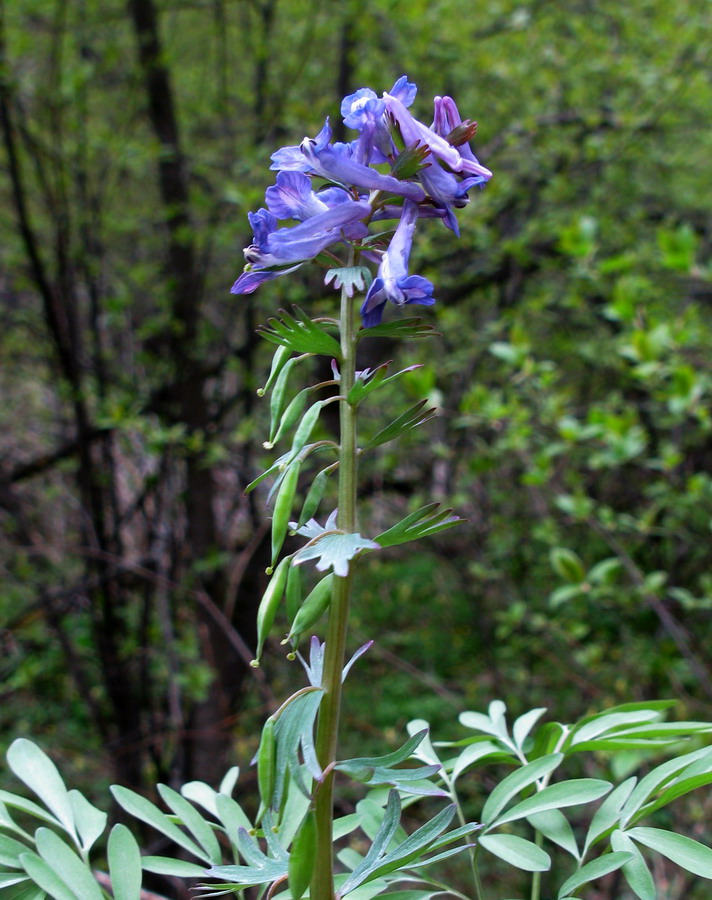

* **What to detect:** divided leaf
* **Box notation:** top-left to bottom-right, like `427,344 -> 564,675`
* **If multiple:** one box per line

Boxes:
259,307 -> 342,359
362,401 -> 435,451
375,503 -> 463,549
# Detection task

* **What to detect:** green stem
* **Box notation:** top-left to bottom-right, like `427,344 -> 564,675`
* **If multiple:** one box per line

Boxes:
311,278 -> 358,900
530,829 -> 544,900
473,846 -> 486,900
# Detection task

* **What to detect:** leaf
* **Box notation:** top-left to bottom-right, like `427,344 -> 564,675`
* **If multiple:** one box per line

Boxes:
259,307 -> 342,359
610,830 -> 656,900
181,781 -> 219,818
0,832 -> 32,868
110,785 -> 210,862
34,828 -> 103,900
527,809 -> 579,859
339,800 -> 474,896
108,824 -> 142,900
292,527 -> 380,577
628,826 -> 712,878
557,851 -> 633,899
337,731 -> 429,772
358,317 -> 437,341
142,857 -> 211,877
459,707 -> 511,743
583,776 -> 637,854
492,779 -> 611,827
68,790 -> 107,854
481,754 -> 563,825
219,767 -> 239,797
619,746 -> 712,827
512,709 -> 547,751
448,741 -> 513,781
568,710 -> 656,746
347,362 -> 422,407
6,741 -> 76,839
550,548 -> 585,583
325,266 -> 372,297
273,688 -> 324,807
206,827 -> 289,886
157,784 -> 223,863
374,503 -> 464,549
215,793 -> 252,837
0,791 -> 60,830
632,770 -> 712,824
18,852 -> 76,900
362,400 -> 435,451
478,834 -> 551,872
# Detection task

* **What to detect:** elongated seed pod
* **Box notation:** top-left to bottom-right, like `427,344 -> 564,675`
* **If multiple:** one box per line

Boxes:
256,718 -> 276,820
285,573 -> 334,643
269,388 -> 309,448
269,358 -> 297,442
290,401 -> 323,455
252,556 -> 291,666
288,809 -> 317,900
258,344 -> 291,397
298,467 -> 328,527
285,564 -> 302,623
271,462 -> 300,565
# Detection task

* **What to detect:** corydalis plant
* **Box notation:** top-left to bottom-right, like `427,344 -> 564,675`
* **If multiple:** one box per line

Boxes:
226,76 -> 491,900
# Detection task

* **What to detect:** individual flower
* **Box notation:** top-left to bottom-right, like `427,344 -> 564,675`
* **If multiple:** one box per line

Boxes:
360,200 -> 435,327
265,171 -> 350,221
271,119 -> 425,203
383,92 -> 492,234
231,200 -> 371,295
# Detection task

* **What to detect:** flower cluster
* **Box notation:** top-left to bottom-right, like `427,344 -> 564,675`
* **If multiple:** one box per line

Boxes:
232,76 -> 492,326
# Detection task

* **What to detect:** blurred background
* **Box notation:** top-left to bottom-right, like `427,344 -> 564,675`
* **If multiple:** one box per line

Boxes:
1,0 -> 711,888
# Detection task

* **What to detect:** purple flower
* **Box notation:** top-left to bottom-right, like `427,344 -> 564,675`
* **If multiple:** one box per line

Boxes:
231,200 -> 371,295
265,171 -> 350,221
432,95 -> 487,173
360,200 -> 435,327
272,119 -> 425,203
231,76 -> 492,301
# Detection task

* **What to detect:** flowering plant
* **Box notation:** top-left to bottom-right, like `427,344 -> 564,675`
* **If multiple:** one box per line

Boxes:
228,77 -> 492,900
3,76 -> 712,900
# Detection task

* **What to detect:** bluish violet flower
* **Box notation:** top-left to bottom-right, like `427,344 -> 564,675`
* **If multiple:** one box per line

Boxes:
360,200 -> 435,327
231,75 -> 491,316
265,171 -> 350,221
231,200 -> 370,294
272,119 -> 425,203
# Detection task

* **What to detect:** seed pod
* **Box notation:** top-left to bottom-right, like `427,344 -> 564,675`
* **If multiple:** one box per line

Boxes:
290,401 -> 323,456
298,467 -> 329,527
271,462 -> 301,565
269,358 -> 297,442
269,388 -> 309,448
288,809 -> 317,900
285,564 -> 302,623
252,556 -> 291,666
259,344 -> 291,397
256,718 -> 276,821
285,573 -> 334,643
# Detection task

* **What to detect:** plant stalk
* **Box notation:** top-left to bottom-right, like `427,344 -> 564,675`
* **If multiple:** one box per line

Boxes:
530,829 -> 544,900
311,279 -> 358,900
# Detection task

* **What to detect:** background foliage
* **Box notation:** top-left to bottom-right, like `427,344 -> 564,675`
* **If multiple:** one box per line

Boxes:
1,0 -> 711,893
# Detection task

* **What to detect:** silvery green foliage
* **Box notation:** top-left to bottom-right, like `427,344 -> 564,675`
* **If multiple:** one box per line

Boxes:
412,700 -> 712,899
3,700 -> 712,900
